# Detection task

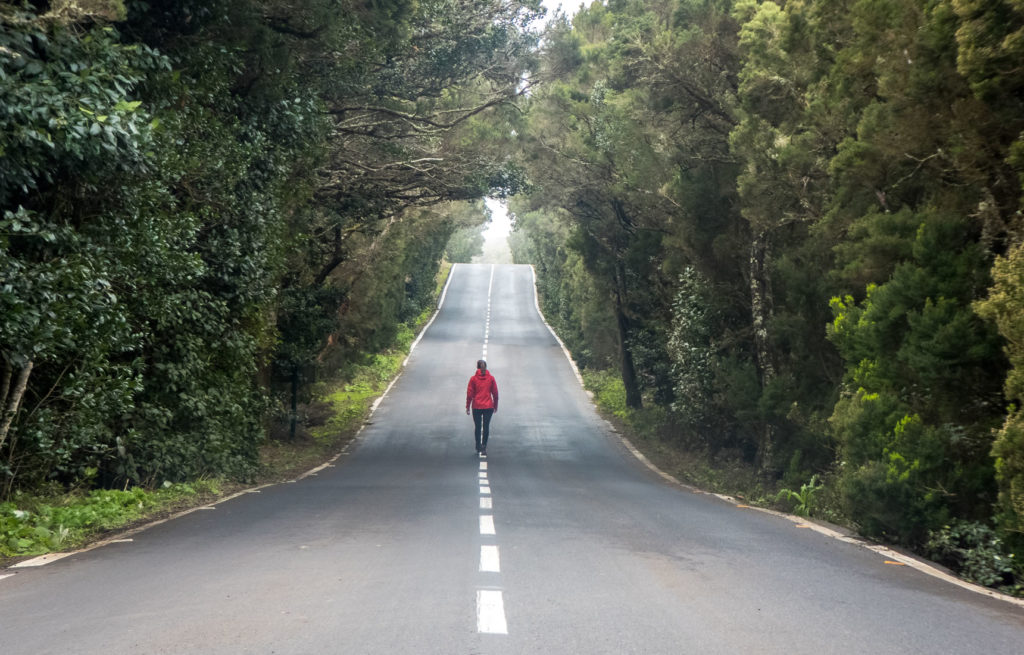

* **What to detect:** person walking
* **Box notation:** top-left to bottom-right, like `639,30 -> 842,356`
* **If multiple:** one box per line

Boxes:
466,359 -> 498,456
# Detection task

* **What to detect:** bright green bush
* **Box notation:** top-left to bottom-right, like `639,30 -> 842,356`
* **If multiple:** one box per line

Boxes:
976,242 -> 1024,553
0,482 -> 219,557
583,369 -> 629,419
828,212 -> 1003,545
775,475 -> 822,518
834,406 -> 953,543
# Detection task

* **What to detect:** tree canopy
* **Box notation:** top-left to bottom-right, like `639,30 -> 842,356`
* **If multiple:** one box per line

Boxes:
510,0 -> 1024,579
4,0 -> 1024,590
1,0 -> 542,495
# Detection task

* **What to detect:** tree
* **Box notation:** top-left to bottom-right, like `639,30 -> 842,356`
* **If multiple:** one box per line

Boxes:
445,201 -> 490,264
959,0 -> 1024,552
0,0 -> 547,496
517,1 -> 744,411
822,0 -> 1019,544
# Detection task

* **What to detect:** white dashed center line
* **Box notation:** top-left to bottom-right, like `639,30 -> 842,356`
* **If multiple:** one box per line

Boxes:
475,264 -> 508,635
483,265 -> 494,360
480,545 -> 501,573
477,589 -> 508,634
480,515 -> 496,535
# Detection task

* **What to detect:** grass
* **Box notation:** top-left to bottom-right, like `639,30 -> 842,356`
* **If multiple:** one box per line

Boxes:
0,262 -> 455,565
308,262 -> 450,444
1,480 -> 224,558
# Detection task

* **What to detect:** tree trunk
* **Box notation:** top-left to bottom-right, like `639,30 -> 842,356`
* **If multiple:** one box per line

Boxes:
289,365 -> 299,442
750,231 -> 776,475
0,360 -> 33,452
613,263 -> 643,409
0,360 -> 11,418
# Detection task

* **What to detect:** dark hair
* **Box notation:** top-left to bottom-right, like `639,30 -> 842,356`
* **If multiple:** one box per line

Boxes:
477,359 -> 487,370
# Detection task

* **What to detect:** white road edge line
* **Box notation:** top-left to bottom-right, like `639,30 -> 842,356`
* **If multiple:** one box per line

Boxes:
480,498 -> 492,509
529,265 -> 583,386
374,262 -> 457,414
477,589 -> 508,634
480,485 -> 491,495
480,545 -> 500,573
11,552 -> 75,568
367,260 -> 459,417
401,261 -> 458,370
527,264 -> 1024,611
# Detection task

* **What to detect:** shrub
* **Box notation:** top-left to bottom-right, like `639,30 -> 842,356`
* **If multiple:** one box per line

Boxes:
775,475 -> 822,517
926,520 -> 1020,591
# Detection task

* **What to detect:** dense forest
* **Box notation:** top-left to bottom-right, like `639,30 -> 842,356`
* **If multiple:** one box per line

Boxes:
3,0 -> 1024,590
509,0 -> 1024,586
0,0 -> 541,496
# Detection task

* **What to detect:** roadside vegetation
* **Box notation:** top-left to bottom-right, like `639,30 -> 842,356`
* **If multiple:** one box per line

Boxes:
4,0 -> 1024,600
1,0 -> 514,560
1,0 -> 533,502
1,261 -> 456,561
1,481 -> 224,558
513,0 -> 1024,596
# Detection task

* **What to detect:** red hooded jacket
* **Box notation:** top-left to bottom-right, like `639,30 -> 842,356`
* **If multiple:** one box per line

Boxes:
466,369 -> 499,411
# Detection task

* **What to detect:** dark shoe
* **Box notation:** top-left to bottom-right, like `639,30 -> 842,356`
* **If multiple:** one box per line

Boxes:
480,449 -> 487,457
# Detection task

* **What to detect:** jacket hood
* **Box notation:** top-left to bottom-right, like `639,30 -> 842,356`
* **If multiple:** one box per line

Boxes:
475,369 -> 492,379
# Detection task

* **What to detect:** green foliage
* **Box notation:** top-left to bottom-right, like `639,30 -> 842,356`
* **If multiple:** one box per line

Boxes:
0,7 -> 166,207
976,241 -> 1024,551
315,356 -> 400,443
775,475 -> 822,518
828,211 -> 1003,544
509,204 -> 618,371
583,369 -> 629,419
312,263 -> 449,442
2,0 -> 540,499
831,398 -> 969,543
927,520 -> 1020,591
0,481 -> 220,557
667,267 -> 720,434
446,223 -> 487,263
513,0 -> 1024,577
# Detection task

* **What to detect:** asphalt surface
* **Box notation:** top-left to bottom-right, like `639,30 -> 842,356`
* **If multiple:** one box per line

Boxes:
1,263 -> 1023,654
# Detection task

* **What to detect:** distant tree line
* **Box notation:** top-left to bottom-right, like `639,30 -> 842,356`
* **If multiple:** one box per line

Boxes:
0,0 -> 542,497
510,0 -> 1024,569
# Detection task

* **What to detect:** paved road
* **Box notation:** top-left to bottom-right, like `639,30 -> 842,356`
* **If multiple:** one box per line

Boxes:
2,263 -> 1022,654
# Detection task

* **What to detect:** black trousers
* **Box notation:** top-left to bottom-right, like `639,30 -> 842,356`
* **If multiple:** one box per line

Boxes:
472,408 -> 494,450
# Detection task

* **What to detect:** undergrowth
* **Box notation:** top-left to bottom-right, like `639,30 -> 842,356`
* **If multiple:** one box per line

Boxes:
581,368 -> 768,502
581,368 -> 1024,596
312,263 -> 449,441
1,481 -> 222,558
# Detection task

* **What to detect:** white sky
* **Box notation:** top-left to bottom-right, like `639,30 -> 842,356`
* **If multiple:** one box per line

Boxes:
541,1 -> 588,18
475,197 -> 514,264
